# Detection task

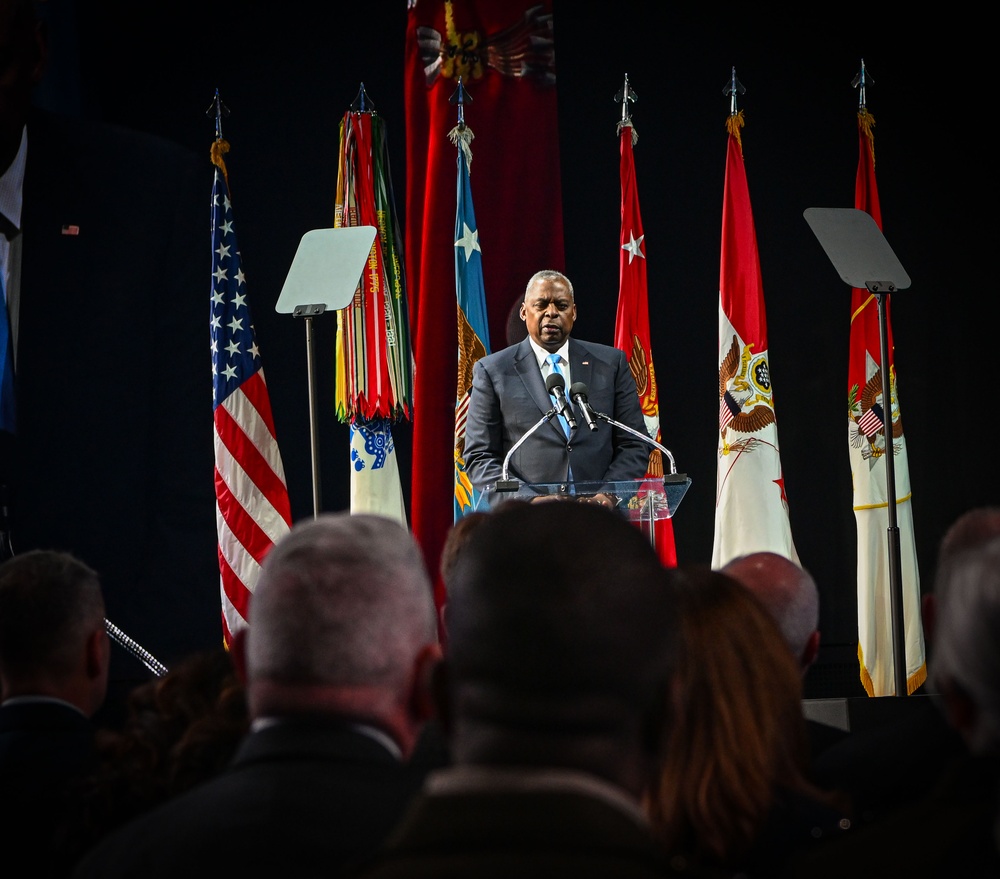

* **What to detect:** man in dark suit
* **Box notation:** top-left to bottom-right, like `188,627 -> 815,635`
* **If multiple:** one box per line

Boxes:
0,548 -> 110,878
71,512 -> 445,878
0,0 -> 219,676
350,501 -> 718,879
462,269 -> 650,496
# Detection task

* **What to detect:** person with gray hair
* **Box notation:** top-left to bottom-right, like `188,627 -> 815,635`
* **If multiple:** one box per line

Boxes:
721,551 -> 849,768
0,549 -> 110,877
783,522 -> 1000,877
72,513 -> 444,879
930,534 -> 1000,758
721,551 -> 821,672
349,501 -> 714,878
462,269 -> 650,495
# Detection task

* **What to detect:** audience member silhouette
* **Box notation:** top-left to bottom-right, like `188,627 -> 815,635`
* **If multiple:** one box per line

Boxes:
349,501 -> 723,878
645,564 -> 851,876
781,528 -> 1000,877
72,513 -> 444,879
722,551 -> 851,763
0,548 -> 110,878
811,505 -> 1000,824
65,646 -> 248,860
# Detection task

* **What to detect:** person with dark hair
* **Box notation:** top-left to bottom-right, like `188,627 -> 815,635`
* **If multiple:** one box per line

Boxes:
0,548 -> 110,877
350,502 -> 721,878
66,646 -> 248,859
646,564 -> 851,876
462,269 -> 651,496
72,513 -> 444,879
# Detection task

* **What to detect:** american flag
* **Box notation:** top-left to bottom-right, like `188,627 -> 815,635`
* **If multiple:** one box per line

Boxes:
210,137 -> 292,648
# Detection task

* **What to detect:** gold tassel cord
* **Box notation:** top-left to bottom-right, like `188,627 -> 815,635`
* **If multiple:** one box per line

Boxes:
210,137 -> 230,186
726,110 -> 745,154
858,109 -> 876,168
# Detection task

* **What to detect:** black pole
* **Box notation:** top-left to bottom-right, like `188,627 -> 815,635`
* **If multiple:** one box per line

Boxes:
874,287 -> 907,696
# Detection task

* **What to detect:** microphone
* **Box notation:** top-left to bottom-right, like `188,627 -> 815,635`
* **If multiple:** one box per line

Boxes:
568,382 -> 599,432
545,371 -> 577,430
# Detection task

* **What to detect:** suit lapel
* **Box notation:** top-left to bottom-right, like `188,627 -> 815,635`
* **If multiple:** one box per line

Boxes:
568,340 -> 594,398
514,339 -> 563,437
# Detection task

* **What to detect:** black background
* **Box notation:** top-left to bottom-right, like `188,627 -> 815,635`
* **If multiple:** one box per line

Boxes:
42,1 -> 996,696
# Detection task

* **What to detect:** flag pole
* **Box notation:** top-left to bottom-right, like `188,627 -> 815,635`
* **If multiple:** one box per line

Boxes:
854,58 -> 908,697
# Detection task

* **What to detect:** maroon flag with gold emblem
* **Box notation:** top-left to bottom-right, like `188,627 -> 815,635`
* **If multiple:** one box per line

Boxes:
405,0 -> 564,593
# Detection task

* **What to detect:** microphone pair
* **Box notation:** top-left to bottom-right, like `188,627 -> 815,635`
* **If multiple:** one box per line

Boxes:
545,373 -> 599,432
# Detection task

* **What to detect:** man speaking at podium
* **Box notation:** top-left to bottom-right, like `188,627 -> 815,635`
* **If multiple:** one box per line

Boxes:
463,270 -> 649,499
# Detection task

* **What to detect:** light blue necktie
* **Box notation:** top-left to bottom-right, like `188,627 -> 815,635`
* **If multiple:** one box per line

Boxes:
0,267 -> 15,434
547,353 -> 570,438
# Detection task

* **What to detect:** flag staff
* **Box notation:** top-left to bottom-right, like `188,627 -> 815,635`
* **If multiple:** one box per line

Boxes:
852,58 -> 872,111
450,76 -> 471,128
350,82 -> 375,113
206,88 -> 230,140
614,73 -> 637,127
851,60 -> 907,697
448,77 -> 474,157
723,66 -> 745,117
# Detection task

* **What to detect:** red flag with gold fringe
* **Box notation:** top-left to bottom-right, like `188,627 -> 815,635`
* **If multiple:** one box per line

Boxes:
614,110 -> 677,567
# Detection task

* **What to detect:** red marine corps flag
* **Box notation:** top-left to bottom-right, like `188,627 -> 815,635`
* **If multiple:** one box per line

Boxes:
712,70 -> 798,568
613,76 -> 677,567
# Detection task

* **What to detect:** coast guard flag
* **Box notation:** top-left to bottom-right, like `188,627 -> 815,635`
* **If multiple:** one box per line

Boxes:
334,106 -> 412,524
614,116 -> 676,567
712,107 -> 798,568
452,120 -> 490,528
210,136 -> 292,648
849,96 -> 926,696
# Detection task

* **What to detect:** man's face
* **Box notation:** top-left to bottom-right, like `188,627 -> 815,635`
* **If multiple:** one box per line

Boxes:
0,1 -> 45,169
519,276 -> 576,353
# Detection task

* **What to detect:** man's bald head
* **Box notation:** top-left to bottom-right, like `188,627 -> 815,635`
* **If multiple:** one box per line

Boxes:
722,551 -> 820,671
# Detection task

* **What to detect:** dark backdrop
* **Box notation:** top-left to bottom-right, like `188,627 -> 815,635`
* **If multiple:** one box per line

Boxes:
45,1 -> 995,697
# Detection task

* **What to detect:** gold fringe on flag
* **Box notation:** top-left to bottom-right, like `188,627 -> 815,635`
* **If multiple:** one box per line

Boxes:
210,137 -> 230,184
725,110 -> 745,153
858,109 -> 876,166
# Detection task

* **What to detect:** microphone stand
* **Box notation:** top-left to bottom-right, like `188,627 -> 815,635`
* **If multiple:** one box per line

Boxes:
494,406 -> 561,491
588,408 -> 680,476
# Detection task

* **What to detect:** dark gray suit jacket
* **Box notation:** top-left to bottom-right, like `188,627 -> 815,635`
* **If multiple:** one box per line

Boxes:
462,337 -> 650,492
71,718 -> 440,879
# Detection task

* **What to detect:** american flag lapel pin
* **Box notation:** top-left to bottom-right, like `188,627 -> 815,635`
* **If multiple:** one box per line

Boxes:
61,224 -> 80,236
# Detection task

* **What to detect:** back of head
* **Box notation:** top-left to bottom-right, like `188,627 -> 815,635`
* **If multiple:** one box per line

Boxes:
722,551 -> 819,667
246,512 -> 436,699
934,506 -> 1000,597
925,506 -> 1000,647
929,534 -> 1000,757
0,549 -> 105,701
648,564 -> 811,864
444,501 -> 676,737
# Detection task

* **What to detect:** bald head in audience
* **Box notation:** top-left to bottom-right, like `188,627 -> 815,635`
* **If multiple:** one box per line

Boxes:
722,551 -> 821,673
